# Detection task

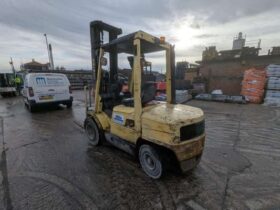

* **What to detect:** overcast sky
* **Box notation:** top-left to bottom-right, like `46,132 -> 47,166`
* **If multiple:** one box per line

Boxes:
0,0 -> 280,72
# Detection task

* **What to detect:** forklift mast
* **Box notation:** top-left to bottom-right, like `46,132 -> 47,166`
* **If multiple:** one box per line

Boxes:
90,21 -> 122,83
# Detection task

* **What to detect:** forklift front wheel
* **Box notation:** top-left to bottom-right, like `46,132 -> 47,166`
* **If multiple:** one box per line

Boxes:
139,144 -> 163,179
85,118 -> 101,146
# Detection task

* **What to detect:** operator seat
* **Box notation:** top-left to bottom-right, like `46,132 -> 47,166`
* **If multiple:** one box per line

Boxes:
122,82 -> 156,107
141,82 -> 156,104
102,80 -> 123,116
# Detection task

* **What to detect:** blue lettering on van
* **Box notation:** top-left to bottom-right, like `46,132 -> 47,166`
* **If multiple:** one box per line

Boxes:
113,113 -> 124,125
36,77 -> 46,85
46,77 -> 65,86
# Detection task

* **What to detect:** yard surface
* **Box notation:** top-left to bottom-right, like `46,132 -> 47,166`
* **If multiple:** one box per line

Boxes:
0,91 -> 280,210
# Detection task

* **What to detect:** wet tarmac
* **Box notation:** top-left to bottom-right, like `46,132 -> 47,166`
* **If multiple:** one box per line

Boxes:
0,91 -> 280,210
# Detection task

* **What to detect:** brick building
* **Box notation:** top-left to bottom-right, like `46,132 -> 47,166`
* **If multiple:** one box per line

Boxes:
21,59 -> 49,71
199,54 -> 280,95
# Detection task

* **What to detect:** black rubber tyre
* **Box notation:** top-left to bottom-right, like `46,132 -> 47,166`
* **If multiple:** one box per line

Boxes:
66,101 -> 72,108
29,104 -> 35,113
139,144 -> 163,179
84,117 -> 102,146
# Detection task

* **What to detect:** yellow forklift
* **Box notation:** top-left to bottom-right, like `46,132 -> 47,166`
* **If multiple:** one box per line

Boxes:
84,21 -> 205,179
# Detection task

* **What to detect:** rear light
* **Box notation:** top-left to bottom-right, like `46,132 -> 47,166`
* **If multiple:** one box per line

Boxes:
28,87 -> 34,97
69,85 -> 72,94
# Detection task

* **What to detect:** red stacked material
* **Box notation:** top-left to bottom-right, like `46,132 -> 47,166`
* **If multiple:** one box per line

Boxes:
156,82 -> 166,91
241,68 -> 266,103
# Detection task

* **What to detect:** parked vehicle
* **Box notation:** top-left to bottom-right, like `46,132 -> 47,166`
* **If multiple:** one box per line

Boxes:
22,73 -> 73,112
0,73 -> 17,97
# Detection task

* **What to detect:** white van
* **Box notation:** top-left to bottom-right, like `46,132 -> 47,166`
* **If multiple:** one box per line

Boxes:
22,73 -> 73,112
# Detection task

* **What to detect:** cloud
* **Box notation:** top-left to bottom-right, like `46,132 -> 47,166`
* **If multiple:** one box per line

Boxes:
0,0 -> 280,72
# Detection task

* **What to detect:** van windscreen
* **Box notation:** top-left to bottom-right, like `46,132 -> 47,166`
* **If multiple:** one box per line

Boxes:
35,76 -> 66,86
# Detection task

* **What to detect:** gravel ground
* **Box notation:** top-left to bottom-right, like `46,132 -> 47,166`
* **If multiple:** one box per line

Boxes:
0,91 -> 279,210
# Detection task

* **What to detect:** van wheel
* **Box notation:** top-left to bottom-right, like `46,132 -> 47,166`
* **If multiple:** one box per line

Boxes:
139,144 -> 163,179
28,104 -> 35,113
84,117 -> 102,146
66,101 -> 72,108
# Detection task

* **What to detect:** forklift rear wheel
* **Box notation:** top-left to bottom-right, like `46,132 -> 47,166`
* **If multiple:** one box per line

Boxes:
139,144 -> 163,179
85,118 -> 101,146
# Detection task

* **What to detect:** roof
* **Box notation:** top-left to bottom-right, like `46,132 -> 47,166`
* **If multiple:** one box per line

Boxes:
23,61 -> 49,67
26,73 -> 67,77
102,31 -> 168,54
198,54 -> 280,64
0,70 -> 14,74
18,69 -> 93,75
0,69 -> 13,74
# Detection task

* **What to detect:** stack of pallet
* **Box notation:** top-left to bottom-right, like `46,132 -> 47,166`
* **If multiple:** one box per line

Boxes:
264,64 -> 280,106
241,68 -> 266,104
